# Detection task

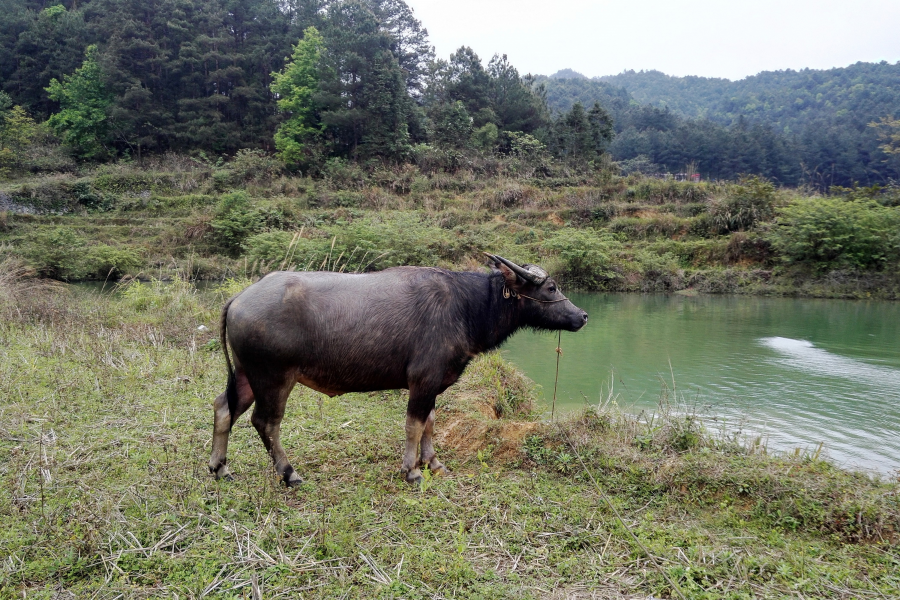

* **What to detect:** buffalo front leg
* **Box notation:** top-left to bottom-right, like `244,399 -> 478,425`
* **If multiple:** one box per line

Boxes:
419,409 -> 449,475
402,387 -> 443,484
401,413 -> 426,484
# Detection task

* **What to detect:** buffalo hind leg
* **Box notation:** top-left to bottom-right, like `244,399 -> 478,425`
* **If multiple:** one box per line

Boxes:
419,409 -> 449,475
209,368 -> 255,481
250,376 -> 303,487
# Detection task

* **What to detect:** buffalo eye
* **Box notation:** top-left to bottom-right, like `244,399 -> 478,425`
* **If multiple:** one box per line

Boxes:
548,285 -> 557,293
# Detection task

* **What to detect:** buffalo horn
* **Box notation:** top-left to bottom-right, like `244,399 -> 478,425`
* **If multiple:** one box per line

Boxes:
483,252 -> 547,285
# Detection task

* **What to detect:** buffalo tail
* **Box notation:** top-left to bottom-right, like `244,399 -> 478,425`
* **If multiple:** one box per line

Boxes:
220,295 -> 239,430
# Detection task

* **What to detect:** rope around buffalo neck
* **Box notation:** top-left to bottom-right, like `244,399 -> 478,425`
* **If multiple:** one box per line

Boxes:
502,285 -> 570,303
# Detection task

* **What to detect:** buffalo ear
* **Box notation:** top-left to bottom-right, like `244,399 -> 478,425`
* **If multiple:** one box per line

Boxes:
497,262 -> 520,288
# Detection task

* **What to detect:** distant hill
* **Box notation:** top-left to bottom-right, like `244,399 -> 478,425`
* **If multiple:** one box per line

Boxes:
548,68 -> 588,80
600,62 -> 900,132
536,62 -> 900,186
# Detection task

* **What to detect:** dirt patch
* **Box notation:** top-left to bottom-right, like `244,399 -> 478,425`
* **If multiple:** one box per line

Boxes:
436,410 -> 540,462
546,212 -> 564,226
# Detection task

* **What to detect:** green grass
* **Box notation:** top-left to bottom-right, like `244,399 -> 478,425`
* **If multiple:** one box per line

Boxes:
0,266 -> 897,599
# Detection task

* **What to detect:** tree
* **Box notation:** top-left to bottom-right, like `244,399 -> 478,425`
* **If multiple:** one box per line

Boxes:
870,117 -> 900,155
271,26 -> 326,168
363,0 -> 433,97
487,53 -> 547,135
439,46 -> 494,126
359,51 -> 411,158
317,1 -> 411,161
587,102 -> 614,151
0,93 -> 40,178
46,44 -> 113,159
428,100 -> 472,149
3,4 -> 89,120
549,101 -> 614,163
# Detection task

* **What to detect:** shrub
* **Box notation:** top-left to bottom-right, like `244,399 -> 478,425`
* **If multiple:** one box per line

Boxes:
228,149 -> 283,183
609,213 -> 689,238
631,250 -> 682,290
21,227 -> 87,279
409,144 -> 462,174
767,197 -> 900,270
322,157 -> 367,189
707,176 -> 776,233
626,179 -> 711,204
209,191 -> 264,255
541,229 -> 621,288
322,215 -> 456,270
243,230 -> 295,264
118,278 -> 206,318
83,245 -> 141,278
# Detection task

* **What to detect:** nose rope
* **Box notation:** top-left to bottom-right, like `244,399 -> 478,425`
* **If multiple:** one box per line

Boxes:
551,330 -> 562,420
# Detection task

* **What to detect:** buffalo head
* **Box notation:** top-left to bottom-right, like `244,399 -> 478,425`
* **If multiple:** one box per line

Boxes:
484,253 -> 588,332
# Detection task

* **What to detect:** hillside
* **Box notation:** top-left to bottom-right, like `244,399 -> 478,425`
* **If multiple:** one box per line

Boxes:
536,62 -> 900,186
600,62 -> 900,131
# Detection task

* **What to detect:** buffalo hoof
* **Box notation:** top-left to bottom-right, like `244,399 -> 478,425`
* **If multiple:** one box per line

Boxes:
210,465 -> 234,481
401,468 -> 423,485
431,464 -> 451,476
283,474 -> 304,488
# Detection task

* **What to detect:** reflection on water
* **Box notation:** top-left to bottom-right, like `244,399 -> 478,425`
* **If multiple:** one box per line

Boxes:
503,293 -> 900,474
760,336 -> 900,389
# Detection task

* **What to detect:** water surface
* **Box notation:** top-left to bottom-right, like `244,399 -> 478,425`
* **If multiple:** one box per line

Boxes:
503,293 -> 900,474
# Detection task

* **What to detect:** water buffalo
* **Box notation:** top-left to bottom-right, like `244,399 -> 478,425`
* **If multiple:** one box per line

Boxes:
208,254 -> 588,486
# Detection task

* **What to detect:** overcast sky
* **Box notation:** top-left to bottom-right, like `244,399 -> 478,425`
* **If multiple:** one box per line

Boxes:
403,0 -> 900,81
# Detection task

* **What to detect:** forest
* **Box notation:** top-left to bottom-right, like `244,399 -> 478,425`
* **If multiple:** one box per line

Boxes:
2,0 -> 899,188
540,63 -> 900,186
0,0 -> 609,173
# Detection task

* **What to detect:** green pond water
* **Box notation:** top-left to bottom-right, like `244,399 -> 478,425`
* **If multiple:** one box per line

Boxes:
503,293 -> 900,474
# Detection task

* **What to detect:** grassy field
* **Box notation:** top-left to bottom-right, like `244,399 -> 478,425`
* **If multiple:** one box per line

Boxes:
2,156 -> 899,299
0,263 -> 898,599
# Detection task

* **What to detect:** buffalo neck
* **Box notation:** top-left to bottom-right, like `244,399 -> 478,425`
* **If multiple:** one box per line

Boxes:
454,271 -> 523,353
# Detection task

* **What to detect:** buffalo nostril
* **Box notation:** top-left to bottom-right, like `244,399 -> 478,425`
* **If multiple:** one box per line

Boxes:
582,312 -> 589,322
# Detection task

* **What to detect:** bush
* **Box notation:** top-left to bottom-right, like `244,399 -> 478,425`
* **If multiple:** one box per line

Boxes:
19,227 -> 142,279
767,197 -> 900,270
242,231 -> 295,264
626,179 -> 711,203
707,176 -> 776,233
322,215 -> 457,270
83,245 -> 141,278
21,227 -> 87,279
209,191 -> 264,255
541,229 -> 621,288
228,149 -> 284,183
118,278 -> 207,319
322,158 -> 367,189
